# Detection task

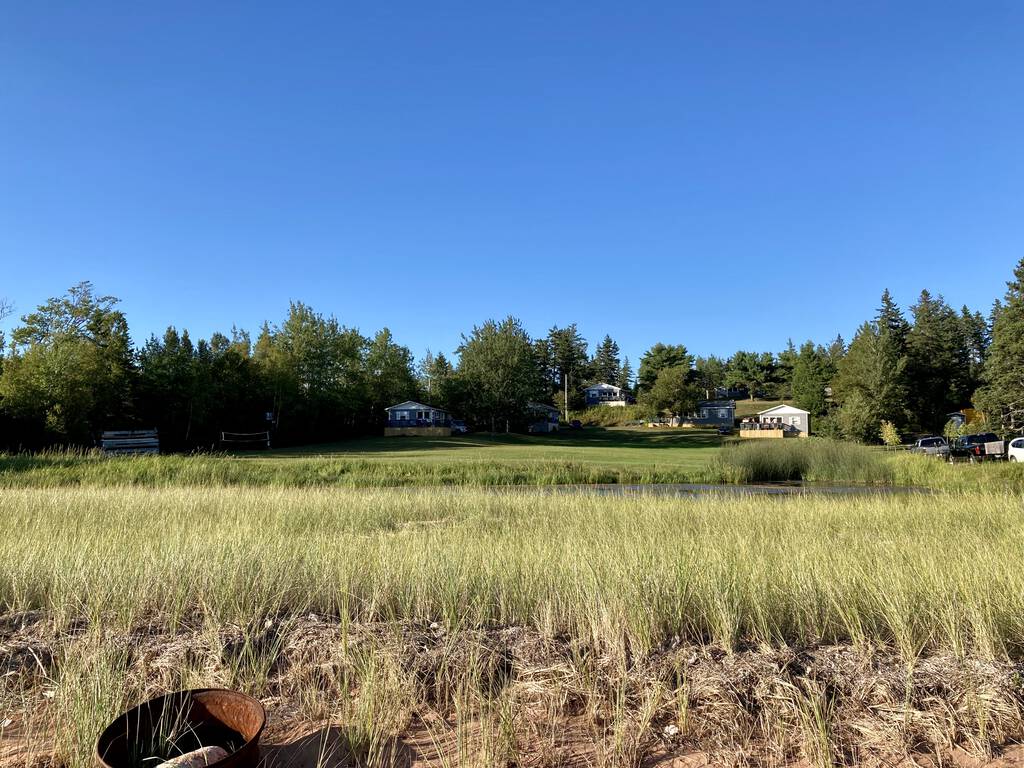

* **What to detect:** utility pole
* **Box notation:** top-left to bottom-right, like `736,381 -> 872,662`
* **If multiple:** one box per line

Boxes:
564,369 -> 569,423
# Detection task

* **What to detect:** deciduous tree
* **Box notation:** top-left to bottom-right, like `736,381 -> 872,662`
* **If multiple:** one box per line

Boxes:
0,282 -> 133,442
456,317 -> 544,432
642,365 -> 701,417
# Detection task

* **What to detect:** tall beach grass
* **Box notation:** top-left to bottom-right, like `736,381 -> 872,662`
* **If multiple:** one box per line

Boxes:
6,484 -> 1024,767
3,485 -> 1023,657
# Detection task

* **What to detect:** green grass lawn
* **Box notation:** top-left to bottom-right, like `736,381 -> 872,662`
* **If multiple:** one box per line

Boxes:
258,426 -> 722,471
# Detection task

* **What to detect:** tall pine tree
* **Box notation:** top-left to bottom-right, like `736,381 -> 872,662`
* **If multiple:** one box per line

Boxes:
832,294 -> 912,442
976,259 -> 1024,435
906,291 -> 971,431
791,341 -> 831,417
590,335 -> 622,385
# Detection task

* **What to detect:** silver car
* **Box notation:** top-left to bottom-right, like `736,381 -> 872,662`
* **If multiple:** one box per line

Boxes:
910,436 -> 949,458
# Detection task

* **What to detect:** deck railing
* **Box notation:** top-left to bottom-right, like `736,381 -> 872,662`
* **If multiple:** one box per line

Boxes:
739,422 -> 799,433
386,418 -> 451,428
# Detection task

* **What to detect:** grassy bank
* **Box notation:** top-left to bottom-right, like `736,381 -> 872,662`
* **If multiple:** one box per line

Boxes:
570,404 -> 652,426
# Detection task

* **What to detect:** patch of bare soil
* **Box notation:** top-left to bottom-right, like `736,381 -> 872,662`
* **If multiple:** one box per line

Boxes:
4,613 -> 1024,767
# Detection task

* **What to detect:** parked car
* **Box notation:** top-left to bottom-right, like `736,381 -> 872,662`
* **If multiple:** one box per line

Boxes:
569,420 -> 583,430
909,436 -> 949,458
717,425 -> 734,435
450,419 -> 469,435
948,432 -> 1005,463
1008,437 -> 1024,463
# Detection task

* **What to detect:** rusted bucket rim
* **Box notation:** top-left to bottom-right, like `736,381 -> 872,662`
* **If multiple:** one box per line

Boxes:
94,688 -> 266,768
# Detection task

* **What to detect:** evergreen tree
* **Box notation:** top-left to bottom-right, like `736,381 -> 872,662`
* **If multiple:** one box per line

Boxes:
590,335 -> 622,385
546,324 -> 589,406
725,351 -> 775,399
790,341 -> 830,417
825,334 -> 846,368
877,288 -> 910,347
975,259 -> 1024,435
832,320 -> 909,441
136,327 -> 200,450
906,291 -> 971,430
617,357 -> 634,394
638,343 -> 692,393
693,355 -> 728,400
775,339 -> 798,399
959,305 -> 990,396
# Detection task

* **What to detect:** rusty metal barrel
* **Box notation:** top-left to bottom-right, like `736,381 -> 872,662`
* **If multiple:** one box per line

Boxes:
95,689 -> 266,768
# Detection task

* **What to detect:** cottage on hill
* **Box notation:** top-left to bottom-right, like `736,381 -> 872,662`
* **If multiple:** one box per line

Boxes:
584,382 -> 628,407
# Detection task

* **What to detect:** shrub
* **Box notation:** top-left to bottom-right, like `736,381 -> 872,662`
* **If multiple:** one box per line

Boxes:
879,420 -> 901,447
714,438 -> 892,484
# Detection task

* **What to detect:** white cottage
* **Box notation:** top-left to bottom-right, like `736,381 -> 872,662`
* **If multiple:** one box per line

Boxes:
755,404 -> 811,436
584,382 -> 628,407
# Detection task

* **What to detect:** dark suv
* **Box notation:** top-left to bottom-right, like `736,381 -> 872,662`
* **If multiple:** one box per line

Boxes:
948,433 -> 1004,463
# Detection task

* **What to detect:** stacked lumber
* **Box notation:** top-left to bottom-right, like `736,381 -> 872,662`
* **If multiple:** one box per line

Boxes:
100,429 -> 160,455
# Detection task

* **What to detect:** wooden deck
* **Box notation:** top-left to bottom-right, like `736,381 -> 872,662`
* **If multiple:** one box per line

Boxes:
739,427 -> 807,439
384,426 -> 452,437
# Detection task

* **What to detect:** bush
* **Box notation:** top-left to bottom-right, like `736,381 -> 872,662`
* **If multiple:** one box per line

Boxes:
714,438 -> 892,484
879,420 -> 901,447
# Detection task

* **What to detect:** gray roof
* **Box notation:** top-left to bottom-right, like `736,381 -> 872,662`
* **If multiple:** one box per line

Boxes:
385,400 -> 447,413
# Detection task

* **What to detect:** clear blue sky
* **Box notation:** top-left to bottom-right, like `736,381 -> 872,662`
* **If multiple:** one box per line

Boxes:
2,2 -> 1022,365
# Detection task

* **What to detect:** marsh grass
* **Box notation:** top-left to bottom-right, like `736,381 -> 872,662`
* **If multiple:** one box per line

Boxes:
0,449 -> 718,489
716,438 -> 1024,489
714,439 -> 893,483
4,442 -> 1021,491
3,486 -> 1024,655
7,481 -> 1024,766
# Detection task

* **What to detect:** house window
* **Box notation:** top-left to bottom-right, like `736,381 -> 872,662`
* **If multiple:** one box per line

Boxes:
789,416 -> 800,426
718,409 -> 729,419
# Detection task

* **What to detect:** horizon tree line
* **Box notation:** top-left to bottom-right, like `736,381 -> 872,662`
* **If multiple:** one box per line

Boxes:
1,258 -> 1022,449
